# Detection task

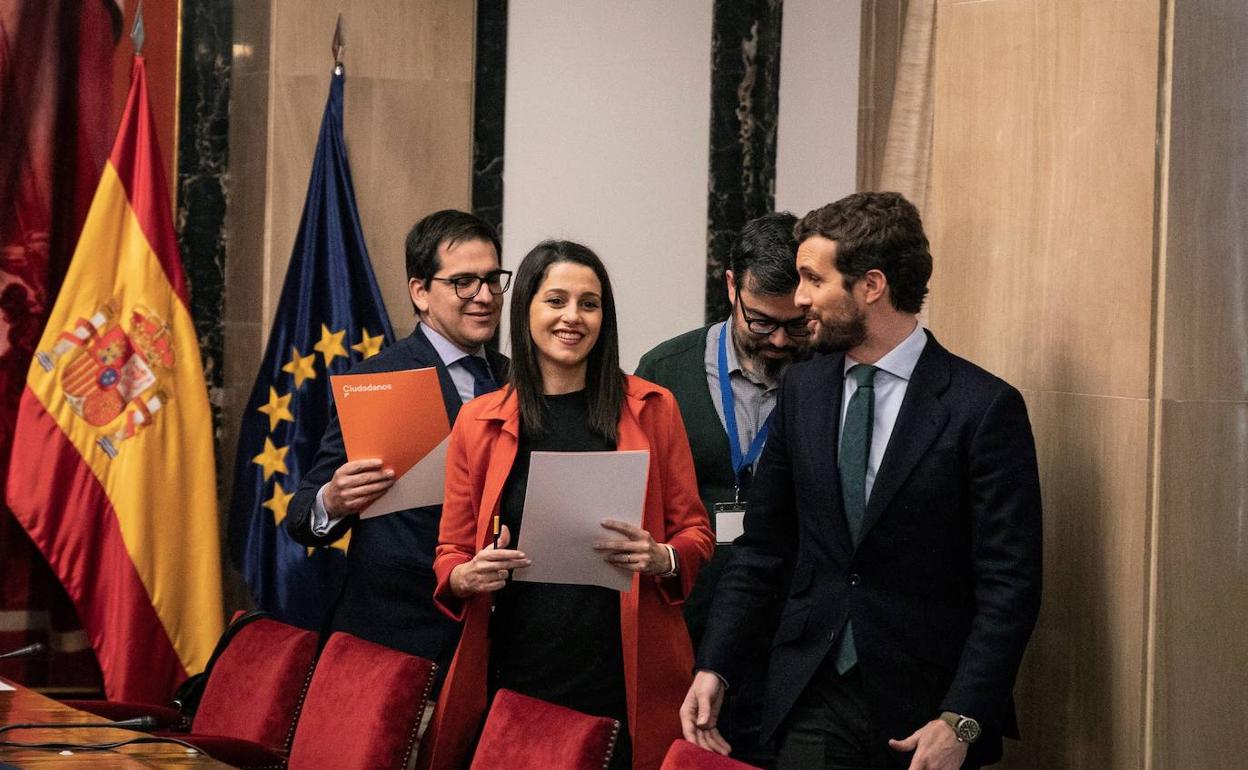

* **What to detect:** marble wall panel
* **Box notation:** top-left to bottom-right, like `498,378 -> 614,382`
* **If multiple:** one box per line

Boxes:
1003,390 -> 1150,770
472,0 -> 507,236
927,0 -> 1159,399
705,0 -> 783,323
1162,1 -> 1248,403
177,0 -> 233,454
1152,400 -> 1248,768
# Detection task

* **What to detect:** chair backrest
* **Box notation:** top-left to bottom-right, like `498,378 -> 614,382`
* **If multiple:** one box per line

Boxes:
286,632 -> 436,770
190,616 -> 319,752
469,689 -> 620,770
660,739 -> 761,769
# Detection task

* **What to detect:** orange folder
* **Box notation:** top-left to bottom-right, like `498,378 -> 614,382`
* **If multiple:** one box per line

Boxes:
330,367 -> 450,517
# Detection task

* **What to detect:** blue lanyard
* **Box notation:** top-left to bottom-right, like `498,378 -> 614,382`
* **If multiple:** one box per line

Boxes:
718,325 -> 770,482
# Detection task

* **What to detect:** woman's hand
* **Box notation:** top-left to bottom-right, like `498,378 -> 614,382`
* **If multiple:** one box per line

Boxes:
449,525 -> 530,599
593,520 -> 672,576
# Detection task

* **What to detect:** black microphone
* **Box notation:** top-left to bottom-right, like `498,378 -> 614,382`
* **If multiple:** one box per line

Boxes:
0,642 -> 46,660
0,716 -> 157,734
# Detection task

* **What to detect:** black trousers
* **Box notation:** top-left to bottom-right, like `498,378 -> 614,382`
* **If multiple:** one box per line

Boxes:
775,662 -> 982,770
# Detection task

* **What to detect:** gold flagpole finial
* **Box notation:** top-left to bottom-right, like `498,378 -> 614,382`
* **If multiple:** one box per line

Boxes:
332,13 -> 345,74
131,0 -> 146,55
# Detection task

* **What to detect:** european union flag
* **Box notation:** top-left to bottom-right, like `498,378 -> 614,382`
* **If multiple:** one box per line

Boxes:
228,67 -> 393,629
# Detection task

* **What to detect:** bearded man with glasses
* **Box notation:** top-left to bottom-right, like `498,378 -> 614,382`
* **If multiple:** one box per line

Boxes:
635,211 -> 810,766
288,210 -> 511,694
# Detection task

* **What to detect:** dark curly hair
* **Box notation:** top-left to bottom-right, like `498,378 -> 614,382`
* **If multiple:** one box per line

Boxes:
794,192 -> 931,314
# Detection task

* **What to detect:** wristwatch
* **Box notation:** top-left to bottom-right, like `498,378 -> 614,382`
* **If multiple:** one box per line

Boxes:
939,711 -> 981,743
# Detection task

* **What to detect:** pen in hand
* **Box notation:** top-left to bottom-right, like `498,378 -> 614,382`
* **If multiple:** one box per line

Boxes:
493,514 -> 500,550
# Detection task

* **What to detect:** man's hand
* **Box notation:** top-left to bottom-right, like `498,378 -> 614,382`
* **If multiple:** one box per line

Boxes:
323,459 -> 395,518
679,671 -> 732,756
448,525 -> 531,599
889,719 -> 969,770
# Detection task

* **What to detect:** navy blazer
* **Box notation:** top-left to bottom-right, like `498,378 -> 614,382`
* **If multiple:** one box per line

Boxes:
697,331 -> 1042,765
287,326 -> 509,669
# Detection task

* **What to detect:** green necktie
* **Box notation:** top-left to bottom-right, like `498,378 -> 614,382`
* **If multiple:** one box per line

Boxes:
834,363 -> 877,674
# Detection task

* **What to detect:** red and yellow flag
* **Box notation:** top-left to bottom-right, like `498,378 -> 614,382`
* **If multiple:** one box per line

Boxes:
5,56 -> 223,702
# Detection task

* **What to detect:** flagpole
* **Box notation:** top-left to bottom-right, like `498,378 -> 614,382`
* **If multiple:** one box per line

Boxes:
131,0 -> 145,56
332,13 -> 344,75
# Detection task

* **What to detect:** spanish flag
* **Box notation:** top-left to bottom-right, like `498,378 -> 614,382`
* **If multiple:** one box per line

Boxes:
5,56 -> 223,702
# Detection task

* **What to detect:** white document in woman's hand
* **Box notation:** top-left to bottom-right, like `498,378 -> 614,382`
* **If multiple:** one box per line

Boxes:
512,450 -> 650,592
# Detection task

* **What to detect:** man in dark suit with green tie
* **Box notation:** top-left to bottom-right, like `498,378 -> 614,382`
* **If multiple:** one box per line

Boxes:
635,212 -> 810,765
683,193 -> 1042,770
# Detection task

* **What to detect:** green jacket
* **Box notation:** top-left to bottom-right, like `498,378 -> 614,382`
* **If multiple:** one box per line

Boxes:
635,325 -> 735,519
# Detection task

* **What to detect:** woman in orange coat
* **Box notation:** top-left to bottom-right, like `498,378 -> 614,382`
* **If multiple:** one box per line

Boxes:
418,240 -> 714,770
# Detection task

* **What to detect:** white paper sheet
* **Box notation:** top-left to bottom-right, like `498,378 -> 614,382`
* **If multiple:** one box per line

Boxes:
511,450 -> 650,592
0,679 -> 14,691
361,435 -> 449,519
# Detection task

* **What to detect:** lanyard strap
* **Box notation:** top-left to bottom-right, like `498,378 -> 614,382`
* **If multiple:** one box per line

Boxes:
718,325 -> 770,480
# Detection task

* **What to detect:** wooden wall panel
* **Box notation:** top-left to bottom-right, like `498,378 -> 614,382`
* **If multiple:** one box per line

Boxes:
223,0 -> 475,504
1011,391 -> 1149,769
266,0 -> 475,340
926,1 -> 1162,767
927,0 -> 1159,399
1152,2 -> 1248,766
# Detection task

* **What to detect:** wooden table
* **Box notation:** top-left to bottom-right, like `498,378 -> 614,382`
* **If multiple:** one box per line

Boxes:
0,679 -> 234,768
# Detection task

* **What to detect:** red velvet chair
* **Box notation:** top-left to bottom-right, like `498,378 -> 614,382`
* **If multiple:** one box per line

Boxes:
285,632 -> 437,770
189,617 -> 319,746
173,616 -> 320,767
660,739 -> 762,769
468,689 -> 621,770
66,612 -> 319,769
65,609 -> 319,733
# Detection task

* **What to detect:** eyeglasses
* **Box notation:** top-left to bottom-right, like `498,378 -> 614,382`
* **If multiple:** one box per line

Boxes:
738,298 -> 813,338
429,269 -> 513,299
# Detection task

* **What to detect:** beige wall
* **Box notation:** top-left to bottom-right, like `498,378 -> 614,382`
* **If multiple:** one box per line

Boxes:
924,0 -> 1247,767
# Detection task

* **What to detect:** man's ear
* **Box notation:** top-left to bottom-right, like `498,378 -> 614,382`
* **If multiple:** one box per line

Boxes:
409,277 -> 430,315
725,269 -> 737,306
859,269 -> 890,307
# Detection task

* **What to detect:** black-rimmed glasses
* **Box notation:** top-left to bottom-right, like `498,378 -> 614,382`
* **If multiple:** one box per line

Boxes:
429,269 -> 513,299
738,297 -> 813,337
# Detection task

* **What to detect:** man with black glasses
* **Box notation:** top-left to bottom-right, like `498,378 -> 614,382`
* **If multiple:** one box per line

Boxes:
288,209 -> 511,685
636,211 -> 809,765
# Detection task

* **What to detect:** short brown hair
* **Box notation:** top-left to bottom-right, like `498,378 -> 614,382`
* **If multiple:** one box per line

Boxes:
795,192 -> 931,314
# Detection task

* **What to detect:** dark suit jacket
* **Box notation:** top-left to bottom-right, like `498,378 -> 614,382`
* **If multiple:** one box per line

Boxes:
697,331 -> 1042,765
635,325 -> 780,643
636,325 -> 782,761
287,326 -> 509,674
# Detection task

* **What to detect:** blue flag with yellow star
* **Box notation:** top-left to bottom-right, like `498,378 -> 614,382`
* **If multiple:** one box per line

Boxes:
227,67 -> 393,629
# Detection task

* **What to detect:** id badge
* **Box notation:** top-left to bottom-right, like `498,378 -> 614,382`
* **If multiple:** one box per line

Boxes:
712,501 -> 746,544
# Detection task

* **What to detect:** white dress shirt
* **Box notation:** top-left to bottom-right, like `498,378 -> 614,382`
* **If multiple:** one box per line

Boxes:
840,322 -> 928,503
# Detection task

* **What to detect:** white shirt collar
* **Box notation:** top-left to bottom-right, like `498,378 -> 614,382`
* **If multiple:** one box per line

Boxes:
420,322 -> 484,367
845,321 -> 927,381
